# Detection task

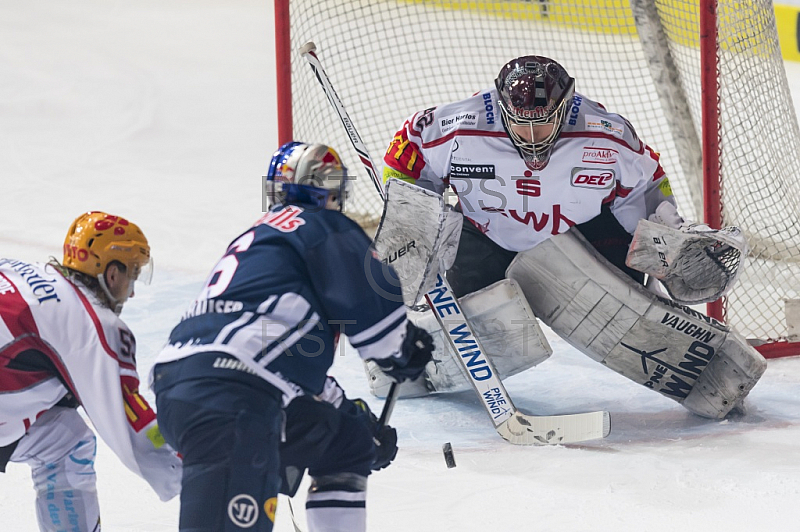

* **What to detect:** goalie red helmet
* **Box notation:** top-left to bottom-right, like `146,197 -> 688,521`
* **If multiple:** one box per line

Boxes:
495,55 -> 575,169
265,142 -> 351,211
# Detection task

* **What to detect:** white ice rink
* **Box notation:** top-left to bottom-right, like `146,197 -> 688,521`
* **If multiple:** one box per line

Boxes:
1,2 -> 800,531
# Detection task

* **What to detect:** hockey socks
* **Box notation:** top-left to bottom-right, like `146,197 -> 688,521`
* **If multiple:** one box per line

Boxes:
305,473 -> 367,532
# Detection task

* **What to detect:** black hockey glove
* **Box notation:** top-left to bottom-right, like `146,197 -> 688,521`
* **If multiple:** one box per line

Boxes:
351,398 -> 399,471
374,322 -> 434,383
371,423 -> 399,471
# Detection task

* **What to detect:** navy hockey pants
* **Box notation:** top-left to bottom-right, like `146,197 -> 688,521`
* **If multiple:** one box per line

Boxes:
154,353 -> 376,529
155,366 -> 283,532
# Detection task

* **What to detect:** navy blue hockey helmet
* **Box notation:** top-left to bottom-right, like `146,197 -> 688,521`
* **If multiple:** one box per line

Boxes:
265,142 -> 351,210
495,55 -> 575,169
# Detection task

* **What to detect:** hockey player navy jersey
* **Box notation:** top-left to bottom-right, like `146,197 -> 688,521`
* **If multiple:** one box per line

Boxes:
156,205 -> 408,398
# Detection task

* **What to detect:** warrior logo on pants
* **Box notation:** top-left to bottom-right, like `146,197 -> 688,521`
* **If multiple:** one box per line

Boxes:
228,494 -> 259,528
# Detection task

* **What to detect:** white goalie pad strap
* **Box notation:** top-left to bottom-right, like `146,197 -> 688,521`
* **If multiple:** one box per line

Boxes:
625,219 -> 748,304
507,229 -> 766,419
364,358 -> 431,399
366,279 -> 552,398
373,178 -> 463,306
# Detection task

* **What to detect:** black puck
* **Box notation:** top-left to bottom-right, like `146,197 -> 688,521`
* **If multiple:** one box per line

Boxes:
442,442 -> 456,468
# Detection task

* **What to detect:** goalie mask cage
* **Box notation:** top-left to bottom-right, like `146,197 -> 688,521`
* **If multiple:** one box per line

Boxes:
275,0 -> 800,356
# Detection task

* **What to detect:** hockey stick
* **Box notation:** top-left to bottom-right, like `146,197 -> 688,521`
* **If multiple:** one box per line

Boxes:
377,382 -> 398,429
288,499 -> 303,532
298,42 -> 383,199
300,41 -> 610,445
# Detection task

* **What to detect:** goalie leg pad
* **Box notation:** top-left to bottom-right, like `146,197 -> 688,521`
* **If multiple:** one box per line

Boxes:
365,357 -> 432,399
366,278 -> 552,398
507,228 -> 766,419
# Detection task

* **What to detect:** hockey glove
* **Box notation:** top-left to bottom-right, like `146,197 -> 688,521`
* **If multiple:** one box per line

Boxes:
627,217 -> 747,304
351,398 -> 399,471
648,200 -> 684,229
373,322 -> 434,383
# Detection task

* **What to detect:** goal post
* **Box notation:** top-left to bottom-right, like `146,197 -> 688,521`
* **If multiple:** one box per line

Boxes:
699,0 -> 722,325
274,0 -> 800,355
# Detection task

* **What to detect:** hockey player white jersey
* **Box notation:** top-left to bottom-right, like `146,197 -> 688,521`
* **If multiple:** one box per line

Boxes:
384,89 -> 676,252
0,258 -> 180,500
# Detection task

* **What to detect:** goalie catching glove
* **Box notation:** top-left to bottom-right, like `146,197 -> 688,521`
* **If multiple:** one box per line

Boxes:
626,201 -> 748,305
373,322 -> 435,383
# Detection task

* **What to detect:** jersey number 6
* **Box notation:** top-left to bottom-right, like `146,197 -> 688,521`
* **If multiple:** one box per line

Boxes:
198,231 -> 255,300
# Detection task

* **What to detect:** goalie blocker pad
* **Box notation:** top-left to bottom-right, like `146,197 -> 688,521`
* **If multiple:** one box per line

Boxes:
507,229 -> 766,419
373,178 -> 463,307
366,278 -> 552,398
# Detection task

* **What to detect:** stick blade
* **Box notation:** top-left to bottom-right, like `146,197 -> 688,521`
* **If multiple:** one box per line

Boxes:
496,410 -> 611,445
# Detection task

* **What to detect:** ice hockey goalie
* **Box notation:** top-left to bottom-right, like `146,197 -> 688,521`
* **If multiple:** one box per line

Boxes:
368,179 -> 766,419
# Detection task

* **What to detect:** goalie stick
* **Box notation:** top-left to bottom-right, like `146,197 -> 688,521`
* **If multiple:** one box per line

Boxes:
300,41 -> 610,445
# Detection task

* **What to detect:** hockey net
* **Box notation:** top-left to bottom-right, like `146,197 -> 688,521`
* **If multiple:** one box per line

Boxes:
276,0 -> 800,352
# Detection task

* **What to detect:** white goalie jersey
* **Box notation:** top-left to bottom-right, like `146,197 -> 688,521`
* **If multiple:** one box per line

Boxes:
384,88 -> 676,252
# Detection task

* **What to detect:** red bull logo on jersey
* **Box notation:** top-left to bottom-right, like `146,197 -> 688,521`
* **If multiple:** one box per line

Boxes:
256,206 -> 306,233
570,168 -> 615,189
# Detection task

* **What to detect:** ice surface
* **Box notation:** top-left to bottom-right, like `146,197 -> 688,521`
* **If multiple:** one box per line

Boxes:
1,2 -> 800,530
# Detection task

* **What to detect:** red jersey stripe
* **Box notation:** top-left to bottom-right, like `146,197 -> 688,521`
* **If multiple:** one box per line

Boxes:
0,337 -> 57,392
56,271 -> 136,372
423,129 -> 508,149
0,272 -> 39,339
0,273 -> 80,397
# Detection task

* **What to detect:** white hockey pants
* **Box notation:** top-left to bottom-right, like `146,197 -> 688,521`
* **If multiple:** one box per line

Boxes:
10,406 -> 100,532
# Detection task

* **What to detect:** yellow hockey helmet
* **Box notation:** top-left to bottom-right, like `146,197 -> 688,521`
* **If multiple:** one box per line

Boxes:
63,211 -> 152,283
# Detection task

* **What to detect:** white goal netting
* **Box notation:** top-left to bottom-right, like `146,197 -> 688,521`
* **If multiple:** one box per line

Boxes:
280,0 -> 800,343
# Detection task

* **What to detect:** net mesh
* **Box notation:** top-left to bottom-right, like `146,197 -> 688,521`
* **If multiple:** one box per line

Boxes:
283,0 -> 800,341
